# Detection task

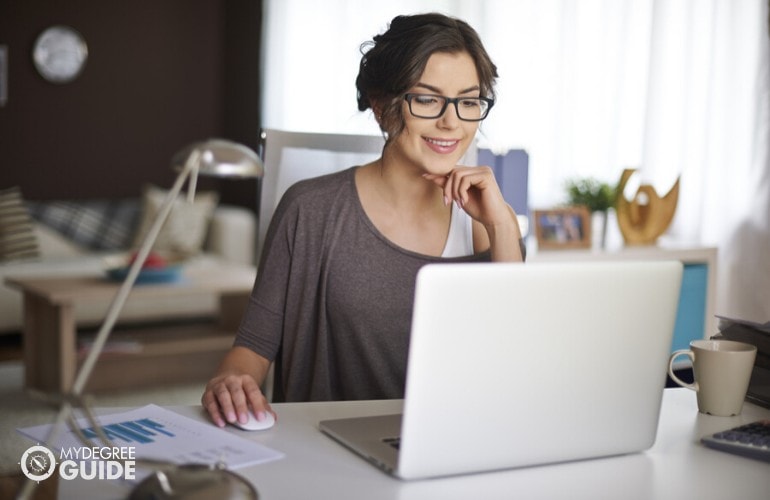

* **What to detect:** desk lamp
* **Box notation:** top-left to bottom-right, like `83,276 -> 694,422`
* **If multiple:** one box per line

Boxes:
19,139 -> 263,500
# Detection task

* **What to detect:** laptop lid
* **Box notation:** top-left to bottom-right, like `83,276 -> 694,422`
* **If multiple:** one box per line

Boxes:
320,260 -> 683,480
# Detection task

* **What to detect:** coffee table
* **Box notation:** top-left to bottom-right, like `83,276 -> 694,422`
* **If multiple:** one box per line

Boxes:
6,262 -> 256,394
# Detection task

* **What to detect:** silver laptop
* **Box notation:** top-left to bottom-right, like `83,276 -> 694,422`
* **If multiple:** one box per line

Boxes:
319,260 -> 683,480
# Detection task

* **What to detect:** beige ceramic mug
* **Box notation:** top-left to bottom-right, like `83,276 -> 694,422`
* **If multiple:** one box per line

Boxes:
668,339 -> 757,416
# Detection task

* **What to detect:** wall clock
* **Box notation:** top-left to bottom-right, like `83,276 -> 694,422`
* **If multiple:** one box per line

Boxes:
32,25 -> 88,83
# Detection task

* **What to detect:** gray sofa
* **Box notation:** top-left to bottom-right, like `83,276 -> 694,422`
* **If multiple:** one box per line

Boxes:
1,199 -> 257,334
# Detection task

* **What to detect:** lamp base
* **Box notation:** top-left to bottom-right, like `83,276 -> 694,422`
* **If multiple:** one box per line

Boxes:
129,463 -> 257,500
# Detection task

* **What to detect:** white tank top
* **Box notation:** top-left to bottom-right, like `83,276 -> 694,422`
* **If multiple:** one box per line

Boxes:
441,203 -> 474,257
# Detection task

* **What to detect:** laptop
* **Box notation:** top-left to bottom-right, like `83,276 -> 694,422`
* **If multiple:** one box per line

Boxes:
319,260 -> 683,480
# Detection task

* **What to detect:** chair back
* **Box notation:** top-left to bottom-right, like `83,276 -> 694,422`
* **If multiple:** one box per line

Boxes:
257,128 -> 386,258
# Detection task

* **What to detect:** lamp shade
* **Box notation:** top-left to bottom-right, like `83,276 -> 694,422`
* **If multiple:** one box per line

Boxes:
172,139 -> 263,178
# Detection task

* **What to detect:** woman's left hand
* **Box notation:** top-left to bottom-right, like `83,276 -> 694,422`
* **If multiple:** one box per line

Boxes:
423,166 -> 509,227
423,166 -> 523,262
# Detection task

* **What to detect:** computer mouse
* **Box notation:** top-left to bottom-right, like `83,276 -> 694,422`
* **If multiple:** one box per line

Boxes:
231,411 -> 275,431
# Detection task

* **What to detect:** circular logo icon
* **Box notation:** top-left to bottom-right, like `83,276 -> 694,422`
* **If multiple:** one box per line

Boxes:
20,445 -> 57,482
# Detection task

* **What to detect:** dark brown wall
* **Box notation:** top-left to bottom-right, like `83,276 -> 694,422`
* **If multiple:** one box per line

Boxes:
0,0 -> 261,210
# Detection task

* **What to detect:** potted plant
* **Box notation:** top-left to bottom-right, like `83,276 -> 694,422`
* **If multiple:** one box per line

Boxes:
564,177 -> 617,248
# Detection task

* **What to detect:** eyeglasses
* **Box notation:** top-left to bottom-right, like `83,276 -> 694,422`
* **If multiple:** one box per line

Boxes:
403,93 -> 494,121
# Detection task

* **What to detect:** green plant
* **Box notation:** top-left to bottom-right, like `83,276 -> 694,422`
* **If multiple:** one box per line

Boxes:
564,177 -> 617,212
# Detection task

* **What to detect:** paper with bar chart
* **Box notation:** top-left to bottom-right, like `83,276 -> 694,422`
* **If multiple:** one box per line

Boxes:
17,404 -> 284,471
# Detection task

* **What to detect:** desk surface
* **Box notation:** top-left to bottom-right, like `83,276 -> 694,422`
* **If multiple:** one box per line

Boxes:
61,389 -> 769,500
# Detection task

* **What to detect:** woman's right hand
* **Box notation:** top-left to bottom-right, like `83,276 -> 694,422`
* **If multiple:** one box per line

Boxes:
201,347 -> 275,428
202,372 -> 273,428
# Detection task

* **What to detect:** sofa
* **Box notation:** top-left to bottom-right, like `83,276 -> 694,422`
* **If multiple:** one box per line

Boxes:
0,189 -> 257,335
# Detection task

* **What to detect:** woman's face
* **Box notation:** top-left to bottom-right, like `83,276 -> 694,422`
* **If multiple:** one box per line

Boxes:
390,50 -> 482,175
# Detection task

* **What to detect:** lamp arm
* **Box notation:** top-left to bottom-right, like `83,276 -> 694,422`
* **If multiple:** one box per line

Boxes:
73,149 -> 200,395
17,151 -> 203,500
19,139 -> 262,500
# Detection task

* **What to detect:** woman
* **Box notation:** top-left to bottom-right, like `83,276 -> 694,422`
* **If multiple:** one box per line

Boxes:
203,13 -> 524,428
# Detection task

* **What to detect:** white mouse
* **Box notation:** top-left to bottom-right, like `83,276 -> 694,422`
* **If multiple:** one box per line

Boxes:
231,411 -> 275,431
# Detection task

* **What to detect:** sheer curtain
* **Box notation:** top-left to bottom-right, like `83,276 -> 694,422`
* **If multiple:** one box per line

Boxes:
262,0 -> 770,322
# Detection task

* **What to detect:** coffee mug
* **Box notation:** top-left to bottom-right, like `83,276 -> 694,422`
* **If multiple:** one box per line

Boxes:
668,339 -> 757,416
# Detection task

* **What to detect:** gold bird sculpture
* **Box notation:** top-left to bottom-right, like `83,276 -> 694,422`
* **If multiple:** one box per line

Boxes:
616,168 -> 680,245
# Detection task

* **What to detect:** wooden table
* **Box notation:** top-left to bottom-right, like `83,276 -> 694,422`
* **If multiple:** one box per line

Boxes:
6,263 -> 256,394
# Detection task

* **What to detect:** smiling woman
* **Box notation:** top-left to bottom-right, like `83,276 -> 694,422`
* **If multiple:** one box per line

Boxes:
200,12 -> 524,429
263,0 -> 770,351
355,14 -> 498,145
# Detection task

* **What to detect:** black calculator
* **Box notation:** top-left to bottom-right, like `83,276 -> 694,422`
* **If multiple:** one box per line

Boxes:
701,420 -> 770,462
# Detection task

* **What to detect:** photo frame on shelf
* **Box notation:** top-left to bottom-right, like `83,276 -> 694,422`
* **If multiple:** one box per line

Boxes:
534,206 -> 592,250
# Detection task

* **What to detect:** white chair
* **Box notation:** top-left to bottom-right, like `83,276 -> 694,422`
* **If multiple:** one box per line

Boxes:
257,128 -> 386,259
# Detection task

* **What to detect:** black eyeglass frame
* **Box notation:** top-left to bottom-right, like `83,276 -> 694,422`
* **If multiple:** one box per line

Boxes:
403,93 -> 495,122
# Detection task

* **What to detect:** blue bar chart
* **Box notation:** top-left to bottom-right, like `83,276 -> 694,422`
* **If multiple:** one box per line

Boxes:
18,404 -> 284,474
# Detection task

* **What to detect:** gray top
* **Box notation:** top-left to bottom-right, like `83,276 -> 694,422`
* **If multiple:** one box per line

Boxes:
234,167 -> 490,402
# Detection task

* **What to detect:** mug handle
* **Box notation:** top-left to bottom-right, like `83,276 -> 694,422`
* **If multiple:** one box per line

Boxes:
668,350 -> 698,391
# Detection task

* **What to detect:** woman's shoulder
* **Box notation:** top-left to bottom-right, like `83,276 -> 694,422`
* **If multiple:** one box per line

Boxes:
287,167 -> 354,195
276,167 -> 357,213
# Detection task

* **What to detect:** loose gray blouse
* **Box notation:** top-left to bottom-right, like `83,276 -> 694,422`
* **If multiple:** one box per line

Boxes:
234,167 -> 490,402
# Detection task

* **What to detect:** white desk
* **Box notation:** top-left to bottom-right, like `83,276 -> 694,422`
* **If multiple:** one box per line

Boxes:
60,389 -> 769,500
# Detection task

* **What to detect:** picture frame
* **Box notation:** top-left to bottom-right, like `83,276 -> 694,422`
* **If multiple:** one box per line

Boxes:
534,206 -> 592,250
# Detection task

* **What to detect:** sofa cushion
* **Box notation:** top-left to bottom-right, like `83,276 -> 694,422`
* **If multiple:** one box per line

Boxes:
132,184 -> 219,257
0,187 -> 40,262
34,222 -> 86,258
27,198 -> 141,251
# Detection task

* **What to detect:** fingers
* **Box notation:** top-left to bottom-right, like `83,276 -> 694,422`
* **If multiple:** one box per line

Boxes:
422,170 -> 476,206
455,166 -> 499,205
424,167 -> 499,208
202,374 -> 271,427
201,381 -> 229,428
422,173 -> 448,190
242,376 -> 276,422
